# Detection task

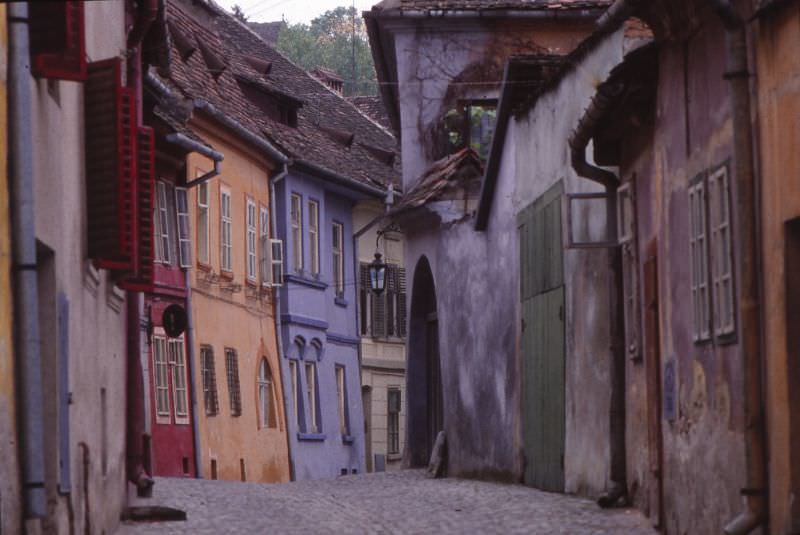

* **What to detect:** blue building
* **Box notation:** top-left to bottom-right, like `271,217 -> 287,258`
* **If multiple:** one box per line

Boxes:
215,8 -> 399,479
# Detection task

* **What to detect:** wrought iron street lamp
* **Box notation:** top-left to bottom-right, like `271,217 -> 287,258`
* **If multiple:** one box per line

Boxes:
369,252 -> 387,295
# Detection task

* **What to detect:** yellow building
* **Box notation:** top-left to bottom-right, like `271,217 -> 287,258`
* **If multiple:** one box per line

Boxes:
753,2 -> 800,532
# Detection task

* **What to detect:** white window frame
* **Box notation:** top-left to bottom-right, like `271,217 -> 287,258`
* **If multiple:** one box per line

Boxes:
197,178 -> 210,265
220,186 -> 232,273
168,335 -> 190,425
689,180 -> 711,342
155,181 -> 172,264
289,360 -> 298,429
336,365 -> 348,436
175,187 -> 191,268
332,221 -> 344,296
308,200 -> 320,276
259,205 -> 270,287
564,191 -> 617,249
246,197 -> 257,282
305,361 -> 318,433
270,239 -> 284,287
152,331 -> 171,423
258,358 -> 274,429
708,166 -> 735,337
291,193 -> 303,272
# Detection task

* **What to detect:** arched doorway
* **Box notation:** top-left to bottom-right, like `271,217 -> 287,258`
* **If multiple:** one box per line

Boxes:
406,256 -> 443,467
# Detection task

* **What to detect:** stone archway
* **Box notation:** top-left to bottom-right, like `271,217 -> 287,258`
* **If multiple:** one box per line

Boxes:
405,256 -> 443,467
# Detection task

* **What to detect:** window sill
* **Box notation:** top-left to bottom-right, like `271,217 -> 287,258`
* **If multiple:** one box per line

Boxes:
285,273 -> 328,290
196,262 -> 212,272
219,270 -> 234,281
297,432 -> 326,442
342,434 -> 354,445
334,296 -> 348,308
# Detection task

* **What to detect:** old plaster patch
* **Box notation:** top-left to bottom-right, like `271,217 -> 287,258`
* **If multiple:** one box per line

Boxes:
713,379 -> 731,429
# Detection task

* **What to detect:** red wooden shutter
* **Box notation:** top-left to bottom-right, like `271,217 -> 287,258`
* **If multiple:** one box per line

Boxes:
122,127 -> 156,292
30,1 -> 87,81
85,59 -> 137,271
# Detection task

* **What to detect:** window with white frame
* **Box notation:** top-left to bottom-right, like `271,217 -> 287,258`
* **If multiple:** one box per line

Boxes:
220,187 -> 232,272
387,388 -> 401,454
200,345 -> 219,416
154,181 -> 172,264
246,197 -> 257,282
259,205 -> 269,285
291,193 -> 303,272
270,239 -> 284,286
168,336 -> 189,424
289,360 -> 299,429
305,361 -> 318,433
708,167 -> 735,336
258,358 -> 276,429
197,181 -> 210,265
689,165 -> 736,343
152,333 -> 170,418
335,365 -> 349,435
308,200 -> 320,276
175,188 -> 191,268
332,222 -> 344,296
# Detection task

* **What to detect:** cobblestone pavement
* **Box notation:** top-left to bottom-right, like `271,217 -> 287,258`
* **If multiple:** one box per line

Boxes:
116,470 -> 656,534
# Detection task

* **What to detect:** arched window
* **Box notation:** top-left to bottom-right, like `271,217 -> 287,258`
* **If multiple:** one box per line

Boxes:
258,358 -> 276,429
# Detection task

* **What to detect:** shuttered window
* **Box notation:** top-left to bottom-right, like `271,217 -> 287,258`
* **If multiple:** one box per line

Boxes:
154,182 -> 172,264
197,183 -> 210,265
29,1 -> 86,81
200,346 -> 219,416
246,198 -> 257,281
360,263 -> 407,338
175,188 -> 191,268
220,188 -> 232,272
259,205 -> 270,286
225,348 -> 242,416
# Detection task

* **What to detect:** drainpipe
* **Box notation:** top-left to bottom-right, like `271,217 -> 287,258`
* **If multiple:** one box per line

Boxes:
569,81 -> 627,508
8,1 -> 47,520
270,164 -> 295,481
183,271 -> 203,478
704,2 -> 767,534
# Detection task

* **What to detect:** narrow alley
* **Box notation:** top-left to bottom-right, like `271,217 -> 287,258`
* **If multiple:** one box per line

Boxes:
117,471 -> 655,534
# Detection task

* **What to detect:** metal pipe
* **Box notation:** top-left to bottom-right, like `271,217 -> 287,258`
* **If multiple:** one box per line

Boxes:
183,271 -> 203,478
165,133 -> 224,188
8,1 -> 46,520
703,1 -> 767,533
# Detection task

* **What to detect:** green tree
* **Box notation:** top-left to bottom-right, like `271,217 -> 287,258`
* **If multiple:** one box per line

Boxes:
232,4 -> 248,23
275,7 -> 377,96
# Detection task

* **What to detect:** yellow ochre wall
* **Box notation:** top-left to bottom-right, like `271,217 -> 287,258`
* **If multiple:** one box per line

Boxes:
187,117 -> 290,483
754,4 -> 800,533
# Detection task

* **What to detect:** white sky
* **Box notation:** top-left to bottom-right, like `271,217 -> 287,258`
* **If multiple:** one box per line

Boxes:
215,0 -> 378,25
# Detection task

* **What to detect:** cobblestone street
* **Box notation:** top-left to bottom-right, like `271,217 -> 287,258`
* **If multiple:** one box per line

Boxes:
116,470 -> 656,534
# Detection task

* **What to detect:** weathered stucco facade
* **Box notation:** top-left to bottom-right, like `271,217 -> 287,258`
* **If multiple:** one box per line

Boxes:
186,119 -> 291,484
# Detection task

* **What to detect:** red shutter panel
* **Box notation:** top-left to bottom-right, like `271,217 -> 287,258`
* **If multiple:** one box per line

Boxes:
85,59 -> 137,271
122,127 -> 156,292
30,1 -> 87,81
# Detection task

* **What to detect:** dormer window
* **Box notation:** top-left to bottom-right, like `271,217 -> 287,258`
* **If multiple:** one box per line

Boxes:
442,100 -> 497,161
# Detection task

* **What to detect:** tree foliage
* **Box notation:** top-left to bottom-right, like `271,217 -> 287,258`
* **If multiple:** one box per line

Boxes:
231,4 -> 248,23
275,7 -> 377,96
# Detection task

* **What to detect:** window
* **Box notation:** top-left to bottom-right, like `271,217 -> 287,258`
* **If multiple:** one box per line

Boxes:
220,187 -> 232,272
175,187 -> 191,268
155,181 -> 172,264
708,167 -> 735,336
360,264 -> 407,338
305,362 -> 318,433
200,346 -> 219,416
441,100 -> 497,161
336,366 -> 349,435
289,360 -> 299,429
689,180 -> 711,342
246,197 -> 257,282
258,359 -> 276,429
291,193 -> 303,272
259,205 -> 270,285
169,336 -> 189,423
308,200 -> 320,276
332,222 -> 344,296
197,182 -> 210,265
152,334 -> 170,418
225,348 -> 242,416
387,388 -> 401,455
689,166 -> 736,343
270,239 -> 284,287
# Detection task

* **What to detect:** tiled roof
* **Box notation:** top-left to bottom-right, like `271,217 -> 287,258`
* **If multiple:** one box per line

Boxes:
347,96 -> 392,131
161,0 -> 399,193
248,21 -> 285,45
368,0 -> 613,14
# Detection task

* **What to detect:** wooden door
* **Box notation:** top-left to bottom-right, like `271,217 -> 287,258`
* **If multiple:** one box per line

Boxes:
643,240 -> 664,528
519,182 -> 565,492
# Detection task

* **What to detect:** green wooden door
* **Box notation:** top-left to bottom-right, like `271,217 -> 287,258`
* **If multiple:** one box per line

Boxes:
519,182 -> 565,492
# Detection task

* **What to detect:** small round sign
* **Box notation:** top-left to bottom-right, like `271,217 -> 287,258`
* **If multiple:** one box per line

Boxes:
162,304 -> 187,338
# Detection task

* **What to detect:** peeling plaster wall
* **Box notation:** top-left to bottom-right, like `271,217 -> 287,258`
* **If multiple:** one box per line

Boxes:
510,29 -> 627,497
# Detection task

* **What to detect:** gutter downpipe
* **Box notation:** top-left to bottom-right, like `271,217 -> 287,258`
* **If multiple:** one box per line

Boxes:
568,81 -> 627,508
166,133 -> 224,188
126,0 -> 157,495
269,164 -> 295,481
8,1 -> 47,520
705,2 -> 767,534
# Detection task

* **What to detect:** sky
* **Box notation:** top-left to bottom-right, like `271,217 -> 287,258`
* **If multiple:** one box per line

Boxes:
215,0 -> 377,25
